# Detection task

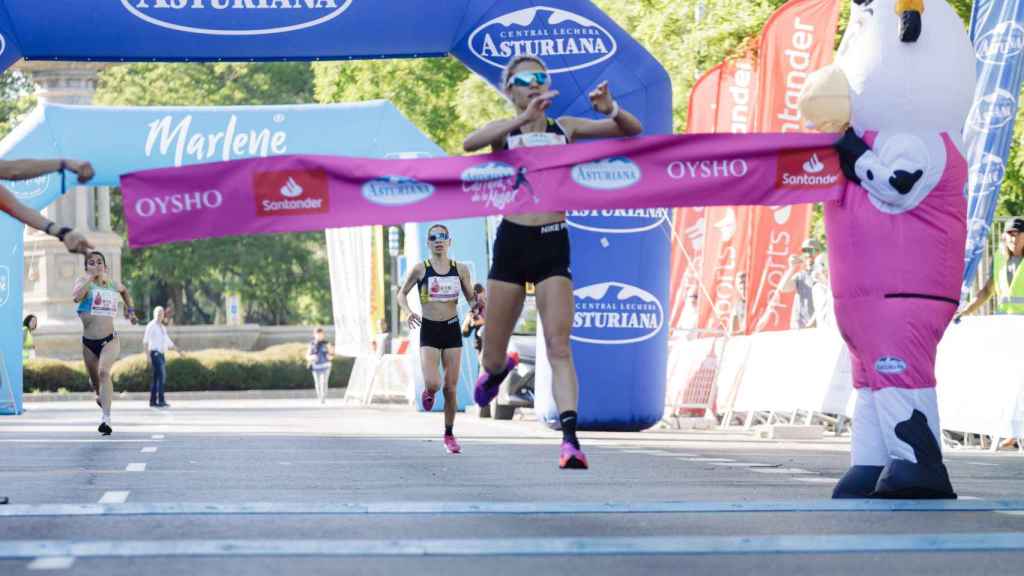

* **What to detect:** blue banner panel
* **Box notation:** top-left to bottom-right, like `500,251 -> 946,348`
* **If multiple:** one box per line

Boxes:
540,210 -> 669,432
963,1 -> 1024,295
8,1 -> 452,61
0,221 -> 23,414
0,4 -> 21,74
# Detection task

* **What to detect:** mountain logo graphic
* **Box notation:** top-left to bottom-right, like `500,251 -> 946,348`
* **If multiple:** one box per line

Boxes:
468,6 -> 618,73
803,154 -> 825,174
969,89 -> 1016,132
280,177 -> 304,198
976,21 -> 1024,64
362,176 -> 435,206
572,282 -> 664,345
571,157 -> 642,190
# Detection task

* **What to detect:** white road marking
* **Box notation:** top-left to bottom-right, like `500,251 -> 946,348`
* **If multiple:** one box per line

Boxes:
5,499 -> 1015,519
713,462 -> 773,468
151,435 -> 165,440
125,463 -> 146,472
26,556 -> 75,570
140,447 -> 157,454
97,491 -> 130,504
795,477 -> 840,484
5,533 -> 1024,558
751,467 -> 813,475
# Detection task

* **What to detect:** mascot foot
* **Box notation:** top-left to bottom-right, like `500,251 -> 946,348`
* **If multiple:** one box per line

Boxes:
867,409 -> 957,499
832,465 -> 884,499
872,459 -> 957,499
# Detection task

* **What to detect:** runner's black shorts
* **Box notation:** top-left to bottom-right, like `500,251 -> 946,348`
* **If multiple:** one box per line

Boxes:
488,219 -> 572,286
420,316 -> 463,350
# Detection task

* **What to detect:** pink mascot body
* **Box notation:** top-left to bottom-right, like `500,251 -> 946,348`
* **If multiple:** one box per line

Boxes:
819,0 -> 976,498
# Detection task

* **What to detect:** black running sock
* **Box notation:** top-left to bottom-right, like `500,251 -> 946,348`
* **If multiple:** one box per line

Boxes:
560,411 -> 580,450
445,425 -> 454,437
486,357 -> 512,385
487,367 -> 507,385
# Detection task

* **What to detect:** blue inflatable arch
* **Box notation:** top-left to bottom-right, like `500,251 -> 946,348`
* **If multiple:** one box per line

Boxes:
0,0 -> 672,430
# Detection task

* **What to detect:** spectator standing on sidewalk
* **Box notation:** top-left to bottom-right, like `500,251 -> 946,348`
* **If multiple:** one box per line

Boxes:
143,305 -> 177,408
22,315 -> 37,362
307,327 -> 334,404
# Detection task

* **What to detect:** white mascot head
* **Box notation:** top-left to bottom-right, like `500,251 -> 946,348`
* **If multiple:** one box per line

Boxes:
801,0 -> 976,135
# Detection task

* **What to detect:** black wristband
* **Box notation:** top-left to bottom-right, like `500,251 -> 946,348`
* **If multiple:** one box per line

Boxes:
43,221 -> 55,236
56,227 -> 72,242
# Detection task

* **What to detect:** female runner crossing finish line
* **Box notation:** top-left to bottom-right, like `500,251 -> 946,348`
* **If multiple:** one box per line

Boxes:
72,251 -> 138,436
398,224 -> 478,454
463,55 -> 643,469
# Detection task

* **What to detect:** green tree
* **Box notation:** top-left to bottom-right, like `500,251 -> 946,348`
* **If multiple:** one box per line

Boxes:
0,70 -> 36,140
313,58 -> 479,155
96,62 -> 332,326
593,0 -> 789,132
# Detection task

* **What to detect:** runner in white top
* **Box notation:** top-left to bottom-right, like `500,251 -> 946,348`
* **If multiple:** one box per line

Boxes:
72,251 -> 137,435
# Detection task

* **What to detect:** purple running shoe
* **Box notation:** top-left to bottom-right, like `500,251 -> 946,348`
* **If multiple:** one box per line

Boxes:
474,354 -> 518,406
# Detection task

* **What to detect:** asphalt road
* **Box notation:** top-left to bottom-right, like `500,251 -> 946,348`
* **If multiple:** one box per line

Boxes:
1,398 -> 1023,575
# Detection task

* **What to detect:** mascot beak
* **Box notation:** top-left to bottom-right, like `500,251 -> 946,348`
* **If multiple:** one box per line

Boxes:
896,0 -> 923,43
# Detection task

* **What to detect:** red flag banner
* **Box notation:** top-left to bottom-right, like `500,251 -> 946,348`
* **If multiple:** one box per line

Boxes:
671,64 -> 723,329
745,0 -> 841,334
695,58 -> 759,334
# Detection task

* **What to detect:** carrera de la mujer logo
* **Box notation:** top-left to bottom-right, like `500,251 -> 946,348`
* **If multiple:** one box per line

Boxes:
122,0 -> 353,36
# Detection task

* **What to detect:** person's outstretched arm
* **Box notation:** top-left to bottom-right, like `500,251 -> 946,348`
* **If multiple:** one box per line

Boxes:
0,159 -> 94,183
957,277 -> 995,320
0,158 -> 96,254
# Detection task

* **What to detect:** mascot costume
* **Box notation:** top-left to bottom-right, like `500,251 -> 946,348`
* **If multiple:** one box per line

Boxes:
799,0 -> 976,498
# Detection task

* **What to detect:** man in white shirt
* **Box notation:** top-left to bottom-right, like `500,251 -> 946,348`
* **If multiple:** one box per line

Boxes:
143,306 -> 176,408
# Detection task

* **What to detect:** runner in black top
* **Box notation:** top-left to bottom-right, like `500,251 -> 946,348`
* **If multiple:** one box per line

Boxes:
398,224 -> 477,454
463,54 -> 642,469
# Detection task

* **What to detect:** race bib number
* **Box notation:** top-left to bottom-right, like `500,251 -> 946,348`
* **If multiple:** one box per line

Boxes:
427,276 -> 460,302
507,132 -> 567,149
89,288 -> 119,318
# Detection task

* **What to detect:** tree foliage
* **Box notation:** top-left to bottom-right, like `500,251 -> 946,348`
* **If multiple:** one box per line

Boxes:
0,71 -> 35,138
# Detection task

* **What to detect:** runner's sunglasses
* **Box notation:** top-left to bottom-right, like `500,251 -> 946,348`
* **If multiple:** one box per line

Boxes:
428,232 -> 449,242
507,71 -> 550,88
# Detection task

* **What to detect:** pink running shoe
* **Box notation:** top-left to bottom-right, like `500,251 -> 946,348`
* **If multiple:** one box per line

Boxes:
421,388 -> 437,412
474,354 -> 519,406
443,435 -> 461,454
559,442 -> 588,470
